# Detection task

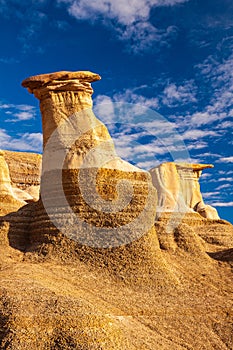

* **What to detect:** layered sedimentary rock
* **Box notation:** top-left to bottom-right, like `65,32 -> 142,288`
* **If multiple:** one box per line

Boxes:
0,151 -> 14,197
22,71 -> 157,249
0,72 -> 233,350
3,150 -> 41,192
0,150 -> 41,215
0,151 -> 23,215
150,162 -> 220,220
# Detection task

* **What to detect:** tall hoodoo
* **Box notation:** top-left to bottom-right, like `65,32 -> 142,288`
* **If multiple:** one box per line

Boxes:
22,71 -> 157,248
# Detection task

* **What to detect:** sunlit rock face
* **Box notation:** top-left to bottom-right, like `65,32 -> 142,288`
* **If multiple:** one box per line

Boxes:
150,162 -> 220,220
22,71 -> 157,248
3,150 -> 41,201
0,150 -> 41,215
0,151 -> 15,197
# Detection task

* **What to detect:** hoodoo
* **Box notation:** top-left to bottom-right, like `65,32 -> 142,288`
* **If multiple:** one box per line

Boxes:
22,71 -> 157,248
0,72 -> 232,350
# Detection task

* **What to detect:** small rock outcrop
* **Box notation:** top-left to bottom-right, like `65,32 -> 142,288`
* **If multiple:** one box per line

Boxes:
0,151 -> 41,215
0,150 -> 41,215
3,150 -> 41,193
150,162 -> 220,220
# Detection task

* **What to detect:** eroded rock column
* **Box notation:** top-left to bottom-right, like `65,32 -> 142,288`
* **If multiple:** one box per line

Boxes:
22,71 -> 157,248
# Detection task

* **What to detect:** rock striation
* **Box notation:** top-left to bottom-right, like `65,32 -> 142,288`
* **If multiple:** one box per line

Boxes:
0,150 -> 23,215
150,162 -> 220,220
0,71 -> 232,350
0,150 -> 41,215
3,150 -> 41,192
22,71 -> 157,249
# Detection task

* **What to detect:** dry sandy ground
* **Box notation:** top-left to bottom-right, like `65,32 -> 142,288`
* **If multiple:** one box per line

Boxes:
0,212 -> 232,349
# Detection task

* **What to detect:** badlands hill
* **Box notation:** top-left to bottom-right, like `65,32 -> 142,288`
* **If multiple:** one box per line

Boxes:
0,71 -> 232,350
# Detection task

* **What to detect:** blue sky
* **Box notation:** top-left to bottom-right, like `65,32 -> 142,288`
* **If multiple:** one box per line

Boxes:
0,0 -> 232,223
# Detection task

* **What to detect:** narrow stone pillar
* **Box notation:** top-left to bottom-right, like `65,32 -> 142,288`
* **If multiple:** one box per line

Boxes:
22,71 -> 157,249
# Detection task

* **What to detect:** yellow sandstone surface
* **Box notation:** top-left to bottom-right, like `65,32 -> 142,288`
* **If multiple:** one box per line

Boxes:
150,162 -> 220,219
0,150 -> 41,215
0,71 -> 232,349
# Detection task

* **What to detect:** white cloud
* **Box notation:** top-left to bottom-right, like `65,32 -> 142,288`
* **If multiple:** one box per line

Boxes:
162,81 -> 197,107
94,95 -> 115,124
115,89 -> 159,109
60,0 -> 189,25
215,184 -> 231,190
58,0 -> 189,52
217,120 -> 233,129
0,129 -> 42,152
137,159 -> 161,169
189,111 -> 226,126
182,129 -> 218,140
218,170 -> 233,176
119,23 -> 178,53
202,192 -> 220,198
0,103 -> 36,122
217,157 -> 233,163
186,143 -> 208,150
218,177 -> 233,182
93,83 -> 226,171
210,201 -> 233,207
12,111 -> 35,121
193,49 -> 233,127
167,45 -> 233,135
200,173 -> 212,179
94,90 -> 159,125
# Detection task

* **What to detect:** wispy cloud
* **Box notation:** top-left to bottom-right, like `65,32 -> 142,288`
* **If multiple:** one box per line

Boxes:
94,91 -> 192,169
218,177 -> 233,182
119,23 -> 178,53
58,0 -> 190,52
182,129 -> 219,140
0,103 -> 36,122
59,0 -> 189,25
202,191 -> 220,198
210,201 -> 233,207
217,156 -> 233,163
162,81 -> 197,107
193,42 -> 233,127
215,184 -> 231,190
200,173 -> 212,180
94,90 -> 159,125
0,57 -> 20,64
218,170 -> 233,176
0,128 -> 42,152
0,0 -> 48,53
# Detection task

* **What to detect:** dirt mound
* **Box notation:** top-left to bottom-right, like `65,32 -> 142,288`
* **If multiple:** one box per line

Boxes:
0,209 -> 233,349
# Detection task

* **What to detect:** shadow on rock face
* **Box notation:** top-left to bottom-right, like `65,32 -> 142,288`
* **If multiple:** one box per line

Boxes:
208,248 -> 233,263
0,204 -> 34,252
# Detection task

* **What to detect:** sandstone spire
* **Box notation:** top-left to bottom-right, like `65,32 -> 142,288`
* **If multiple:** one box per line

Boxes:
22,71 -> 157,248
